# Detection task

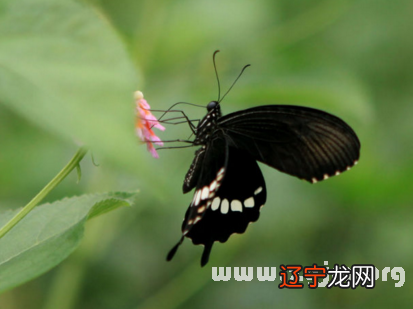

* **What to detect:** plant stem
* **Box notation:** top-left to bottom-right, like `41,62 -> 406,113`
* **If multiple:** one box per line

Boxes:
0,146 -> 88,239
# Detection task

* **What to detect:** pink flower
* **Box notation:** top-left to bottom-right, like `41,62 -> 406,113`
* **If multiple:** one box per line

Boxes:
135,91 -> 165,158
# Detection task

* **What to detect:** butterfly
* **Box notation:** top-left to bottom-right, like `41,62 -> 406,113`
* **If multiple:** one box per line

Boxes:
166,51 -> 360,266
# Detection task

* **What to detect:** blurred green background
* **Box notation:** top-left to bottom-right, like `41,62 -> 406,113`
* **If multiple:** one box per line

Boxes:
1,0 -> 412,308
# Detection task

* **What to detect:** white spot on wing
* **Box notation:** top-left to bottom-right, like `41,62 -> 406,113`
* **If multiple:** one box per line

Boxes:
211,197 -> 220,211
244,197 -> 254,208
201,187 -> 209,200
210,180 -> 217,191
335,171 -> 341,176
311,178 -> 318,183
254,187 -> 262,195
231,200 -> 242,212
254,187 -> 263,195
194,190 -> 201,206
221,199 -> 229,214
197,205 -> 206,213
217,168 -> 225,181
323,174 -> 329,180
194,216 -> 201,224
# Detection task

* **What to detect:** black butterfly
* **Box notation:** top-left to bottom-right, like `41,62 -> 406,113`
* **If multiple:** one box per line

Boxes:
166,52 -> 360,266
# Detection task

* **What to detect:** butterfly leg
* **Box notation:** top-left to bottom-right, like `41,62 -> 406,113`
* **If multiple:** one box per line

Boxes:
151,109 -> 198,134
154,139 -> 194,143
158,116 -> 200,126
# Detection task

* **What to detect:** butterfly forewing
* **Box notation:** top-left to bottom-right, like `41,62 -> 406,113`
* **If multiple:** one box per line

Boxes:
183,148 -> 206,194
219,105 -> 360,183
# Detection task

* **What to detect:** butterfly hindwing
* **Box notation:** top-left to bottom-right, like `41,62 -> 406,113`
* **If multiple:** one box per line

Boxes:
168,136 -> 267,266
167,137 -> 228,264
186,145 -> 266,240
180,137 -> 229,233
186,143 -> 267,266
219,105 -> 360,183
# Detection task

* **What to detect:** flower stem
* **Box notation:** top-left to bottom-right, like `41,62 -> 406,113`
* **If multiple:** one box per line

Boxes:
0,146 -> 88,239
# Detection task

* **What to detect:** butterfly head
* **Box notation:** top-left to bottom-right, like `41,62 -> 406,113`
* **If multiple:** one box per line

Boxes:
207,101 -> 218,111
206,100 -> 221,118
192,101 -> 221,145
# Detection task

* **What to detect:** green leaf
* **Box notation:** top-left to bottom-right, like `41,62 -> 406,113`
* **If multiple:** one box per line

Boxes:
0,191 -> 137,293
0,0 -> 146,171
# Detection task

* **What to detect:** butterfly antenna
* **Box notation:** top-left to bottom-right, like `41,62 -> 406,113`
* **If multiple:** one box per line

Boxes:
219,64 -> 251,103
213,50 -> 221,102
